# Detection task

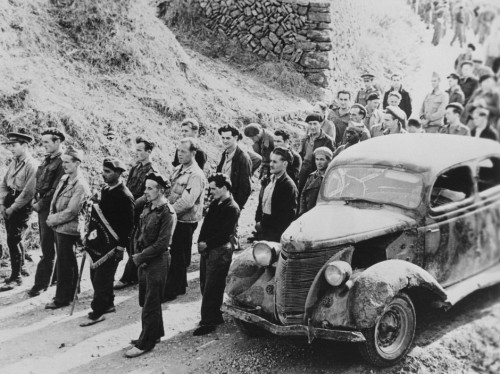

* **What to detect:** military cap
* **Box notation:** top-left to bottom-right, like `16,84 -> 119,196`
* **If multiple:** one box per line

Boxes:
103,157 -> 126,173
446,102 -> 465,114
181,118 -> 200,131
145,172 -> 170,189
351,103 -> 367,117
135,135 -> 155,150
431,71 -> 441,80
467,43 -> 476,51
313,146 -> 333,160
361,72 -> 375,79
41,127 -> 66,142
272,146 -> 293,163
305,113 -> 324,123
447,73 -> 460,80
472,58 -> 483,63
388,91 -> 402,100
385,105 -> 406,122
479,74 -> 495,84
2,129 -> 33,145
64,145 -> 84,162
460,60 -> 473,67
243,123 -> 262,137
367,92 -> 380,101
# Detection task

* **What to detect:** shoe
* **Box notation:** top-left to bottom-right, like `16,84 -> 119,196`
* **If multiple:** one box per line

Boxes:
0,278 -> 22,292
125,347 -> 151,358
193,325 -> 216,336
21,268 -> 30,277
113,280 -> 130,290
80,315 -> 105,327
198,317 -> 224,326
27,286 -> 47,297
45,301 -> 69,310
104,306 -> 116,314
130,338 -> 160,345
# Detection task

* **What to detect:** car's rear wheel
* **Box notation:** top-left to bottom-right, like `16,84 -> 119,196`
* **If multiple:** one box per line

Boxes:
359,292 -> 416,367
234,317 -> 265,337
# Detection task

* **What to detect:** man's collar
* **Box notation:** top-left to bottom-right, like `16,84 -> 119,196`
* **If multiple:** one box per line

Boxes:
105,180 -> 122,191
137,160 -> 151,167
46,151 -> 62,159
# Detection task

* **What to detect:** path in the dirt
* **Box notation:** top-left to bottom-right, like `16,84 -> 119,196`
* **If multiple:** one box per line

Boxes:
1,17 -> 499,374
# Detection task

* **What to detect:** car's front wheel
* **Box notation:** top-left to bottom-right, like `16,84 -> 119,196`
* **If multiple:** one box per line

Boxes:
234,318 -> 265,337
359,292 -> 416,367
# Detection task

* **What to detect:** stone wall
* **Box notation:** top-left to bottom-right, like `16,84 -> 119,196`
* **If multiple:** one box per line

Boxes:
192,0 -> 339,88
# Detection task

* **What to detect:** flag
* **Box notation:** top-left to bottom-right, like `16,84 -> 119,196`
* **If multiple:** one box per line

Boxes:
84,204 -> 118,269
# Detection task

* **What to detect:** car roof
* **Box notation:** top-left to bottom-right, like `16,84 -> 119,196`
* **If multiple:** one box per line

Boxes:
332,134 -> 500,174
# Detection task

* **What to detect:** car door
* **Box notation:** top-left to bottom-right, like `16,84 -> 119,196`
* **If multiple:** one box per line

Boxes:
423,164 -> 479,287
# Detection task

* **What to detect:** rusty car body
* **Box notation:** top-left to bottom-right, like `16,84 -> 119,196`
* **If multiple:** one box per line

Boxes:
222,134 -> 500,367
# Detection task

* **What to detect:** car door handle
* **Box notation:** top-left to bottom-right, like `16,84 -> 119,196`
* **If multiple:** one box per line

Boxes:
426,228 -> 440,233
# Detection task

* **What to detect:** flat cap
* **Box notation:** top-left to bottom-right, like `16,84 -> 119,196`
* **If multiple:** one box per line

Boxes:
313,146 -> 333,160
447,73 -> 460,80
64,145 -> 84,162
385,105 -> 406,122
41,127 -> 66,142
446,102 -> 465,114
3,131 -> 34,144
103,157 -> 126,173
243,123 -> 262,137
145,172 -> 170,189
367,92 -> 380,101
460,60 -> 473,67
361,72 -> 375,79
305,113 -> 324,123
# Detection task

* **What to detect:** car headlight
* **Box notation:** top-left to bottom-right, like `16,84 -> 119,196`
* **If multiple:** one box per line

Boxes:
253,241 -> 281,267
324,261 -> 352,286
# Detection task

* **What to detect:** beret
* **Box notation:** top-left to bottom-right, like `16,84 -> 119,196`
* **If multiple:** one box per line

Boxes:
243,123 -> 262,137
313,146 -> 333,160
103,157 -> 126,172
64,145 -> 84,162
272,146 -> 293,163
385,105 -> 406,122
41,127 -> 66,141
305,113 -> 324,123
447,73 -> 460,80
3,131 -> 33,144
367,92 -> 380,101
145,172 -> 170,189
351,103 -> 367,116
181,118 -> 200,131
446,102 -> 464,114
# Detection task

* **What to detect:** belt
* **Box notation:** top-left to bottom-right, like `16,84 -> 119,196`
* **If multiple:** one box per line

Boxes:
7,187 -> 21,197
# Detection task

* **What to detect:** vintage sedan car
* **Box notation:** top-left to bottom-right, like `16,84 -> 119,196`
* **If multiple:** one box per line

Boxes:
222,134 -> 500,367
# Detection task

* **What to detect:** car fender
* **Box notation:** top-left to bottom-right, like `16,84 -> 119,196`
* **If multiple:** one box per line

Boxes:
348,259 -> 447,329
225,247 -> 265,299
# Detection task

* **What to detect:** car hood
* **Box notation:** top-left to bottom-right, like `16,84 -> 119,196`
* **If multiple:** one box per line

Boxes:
281,202 -> 416,252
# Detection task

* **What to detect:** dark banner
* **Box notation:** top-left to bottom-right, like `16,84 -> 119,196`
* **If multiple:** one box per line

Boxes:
84,204 -> 118,269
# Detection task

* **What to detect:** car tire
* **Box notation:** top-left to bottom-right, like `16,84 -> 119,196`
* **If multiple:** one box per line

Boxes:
234,317 -> 265,337
358,292 -> 416,367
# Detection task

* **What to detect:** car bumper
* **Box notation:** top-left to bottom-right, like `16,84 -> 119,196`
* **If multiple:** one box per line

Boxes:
222,303 -> 366,343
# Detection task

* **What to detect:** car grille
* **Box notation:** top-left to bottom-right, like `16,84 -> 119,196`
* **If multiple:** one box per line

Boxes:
276,247 -> 342,325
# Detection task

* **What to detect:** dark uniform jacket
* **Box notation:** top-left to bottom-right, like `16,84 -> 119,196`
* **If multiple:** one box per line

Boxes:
252,129 -> 275,179
33,152 -> 64,212
126,161 -> 156,200
198,196 -> 240,251
299,170 -> 324,216
288,150 -> 302,186
471,126 -> 498,141
459,76 -> 479,104
383,87 -> 413,118
447,86 -> 465,105
216,146 -> 252,209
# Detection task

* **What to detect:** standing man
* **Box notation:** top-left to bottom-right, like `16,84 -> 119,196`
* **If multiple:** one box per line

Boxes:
454,43 -> 476,75
313,102 -> 336,139
385,92 -> 408,128
216,125 -> 252,210
243,123 -> 274,182
273,129 -> 302,186
371,106 -> 408,137
329,90 -> 352,146
29,128 -> 65,297
114,136 -> 157,290
299,147 -> 333,216
194,173 -> 240,336
255,148 -> 298,242
364,93 -> 384,132
164,138 -> 206,301
125,173 -> 176,358
420,72 -> 449,133
383,74 -> 413,119
440,103 -> 470,136
459,60 -> 479,105
81,158 -> 134,326
446,73 -> 465,105
298,114 -> 335,193
172,118 -> 208,170
344,104 -> 371,142
0,130 -> 37,291
332,125 -> 363,158
450,5 -> 466,48
356,73 -> 381,107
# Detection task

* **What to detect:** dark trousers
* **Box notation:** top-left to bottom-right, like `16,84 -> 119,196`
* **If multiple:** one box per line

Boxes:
90,257 -> 120,317
200,244 -> 232,325
3,193 -> 31,279
119,243 -> 138,284
33,209 -> 56,289
164,222 -> 197,298
54,232 -> 78,304
136,252 -> 169,351
260,214 -> 284,242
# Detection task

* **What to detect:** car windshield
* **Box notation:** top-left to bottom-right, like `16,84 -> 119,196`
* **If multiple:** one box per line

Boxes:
322,166 -> 424,209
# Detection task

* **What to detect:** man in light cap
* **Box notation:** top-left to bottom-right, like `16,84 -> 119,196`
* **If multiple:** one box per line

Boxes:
0,130 -> 38,291
299,147 -> 332,216
29,127 -> 66,296
333,124 -> 363,158
243,123 -> 275,182
80,158 -> 134,326
440,103 -> 470,136
420,72 -> 449,133
383,73 -> 413,118
365,93 -> 383,131
446,73 -> 465,105
372,106 -> 408,137
356,73 -> 382,106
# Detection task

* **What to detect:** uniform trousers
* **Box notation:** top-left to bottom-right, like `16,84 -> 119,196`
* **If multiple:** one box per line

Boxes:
33,209 -> 57,289
90,256 -> 120,317
54,232 -> 78,305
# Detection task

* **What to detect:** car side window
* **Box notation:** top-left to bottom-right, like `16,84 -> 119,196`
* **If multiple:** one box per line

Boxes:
477,157 -> 500,193
430,166 -> 473,209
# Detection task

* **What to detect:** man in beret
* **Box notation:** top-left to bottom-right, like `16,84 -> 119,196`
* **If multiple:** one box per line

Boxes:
450,5 -> 466,48
447,73 -> 465,105
243,123 -> 275,183
81,158 -> 134,326
440,103 -> 470,136
194,173 -> 240,336
364,93 -> 383,131
114,135 -> 157,290
372,106 -> 408,137
28,127 -> 66,296
299,147 -> 332,216
328,90 -> 351,146
355,73 -> 382,107
255,147 -> 298,242
298,113 -> 335,193
0,130 -> 38,291
126,172 -> 176,358
172,118 -> 207,170
332,124 -> 363,158
420,72 -> 449,133
383,74 -> 413,119
459,61 -> 479,105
